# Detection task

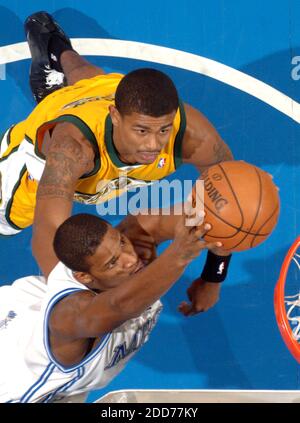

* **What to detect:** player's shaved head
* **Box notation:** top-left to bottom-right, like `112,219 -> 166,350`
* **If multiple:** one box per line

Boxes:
53,213 -> 109,272
115,68 -> 179,117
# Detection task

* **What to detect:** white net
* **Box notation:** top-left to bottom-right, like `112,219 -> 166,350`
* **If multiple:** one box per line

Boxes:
284,251 -> 300,341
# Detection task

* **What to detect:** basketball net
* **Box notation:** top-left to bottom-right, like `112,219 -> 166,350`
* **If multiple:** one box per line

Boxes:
274,236 -> 300,362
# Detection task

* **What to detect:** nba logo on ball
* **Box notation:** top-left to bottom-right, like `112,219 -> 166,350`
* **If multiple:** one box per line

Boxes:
157,157 -> 166,168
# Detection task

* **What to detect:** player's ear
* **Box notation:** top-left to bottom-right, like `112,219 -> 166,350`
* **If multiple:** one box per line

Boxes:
109,105 -> 122,126
73,272 -> 93,285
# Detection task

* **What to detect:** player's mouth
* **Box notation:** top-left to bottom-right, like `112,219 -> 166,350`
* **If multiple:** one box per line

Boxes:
137,151 -> 160,163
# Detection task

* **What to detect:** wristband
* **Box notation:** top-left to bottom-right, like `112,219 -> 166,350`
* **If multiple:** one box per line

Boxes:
200,251 -> 232,283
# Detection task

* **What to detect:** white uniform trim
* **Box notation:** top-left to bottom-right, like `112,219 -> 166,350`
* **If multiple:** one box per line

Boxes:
20,363 -> 56,403
43,367 -> 85,403
0,133 -> 34,235
43,287 -> 112,373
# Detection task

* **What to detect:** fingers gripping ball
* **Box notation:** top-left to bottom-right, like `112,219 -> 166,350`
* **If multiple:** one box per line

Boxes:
192,160 -> 280,252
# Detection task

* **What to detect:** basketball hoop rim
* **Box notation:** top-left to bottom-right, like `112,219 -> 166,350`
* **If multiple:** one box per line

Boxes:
274,236 -> 300,363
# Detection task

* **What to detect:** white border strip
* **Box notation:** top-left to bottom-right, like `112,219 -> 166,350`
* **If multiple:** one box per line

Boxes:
94,388 -> 300,403
0,39 -> 300,123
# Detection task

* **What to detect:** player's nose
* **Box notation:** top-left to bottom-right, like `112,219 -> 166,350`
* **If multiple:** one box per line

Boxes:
122,251 -> 139,269
144,135 -> 161,151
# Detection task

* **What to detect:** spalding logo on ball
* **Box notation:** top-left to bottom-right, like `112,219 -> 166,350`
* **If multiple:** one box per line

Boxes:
192,160 -> 280,251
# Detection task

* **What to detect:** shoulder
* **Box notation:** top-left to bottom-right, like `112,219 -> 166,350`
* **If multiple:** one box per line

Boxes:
181,103 -> 233,169
49,122 -> 95,155
47,289 -> 98,367
43,122 -> 96,176
49,289 -> 96,339
182,103 -> 222,154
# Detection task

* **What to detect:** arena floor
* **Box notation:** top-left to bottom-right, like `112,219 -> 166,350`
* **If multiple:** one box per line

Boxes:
0,0 -> 299,402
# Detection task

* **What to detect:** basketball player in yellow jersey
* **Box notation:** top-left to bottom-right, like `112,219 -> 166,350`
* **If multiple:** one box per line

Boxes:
0,12 -> 233,309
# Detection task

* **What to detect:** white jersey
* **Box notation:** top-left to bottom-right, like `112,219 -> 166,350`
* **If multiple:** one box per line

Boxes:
0,262 -> 162,403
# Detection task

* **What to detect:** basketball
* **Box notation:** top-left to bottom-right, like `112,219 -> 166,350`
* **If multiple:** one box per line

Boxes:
192,160 -> 280,251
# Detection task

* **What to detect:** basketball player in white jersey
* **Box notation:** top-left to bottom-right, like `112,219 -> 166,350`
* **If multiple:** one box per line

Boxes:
0,204 -> 227,403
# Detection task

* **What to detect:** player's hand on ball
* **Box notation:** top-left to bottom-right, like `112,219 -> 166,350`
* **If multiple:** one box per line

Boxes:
171,200 -> 222,265
178,278 -> 221,316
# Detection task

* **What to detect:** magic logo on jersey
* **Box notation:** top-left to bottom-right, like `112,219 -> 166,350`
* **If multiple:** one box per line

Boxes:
0,310 -> 17,330
105,306 -> 162,370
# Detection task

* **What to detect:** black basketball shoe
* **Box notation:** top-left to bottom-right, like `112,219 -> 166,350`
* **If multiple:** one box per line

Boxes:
24,11 -> 73,103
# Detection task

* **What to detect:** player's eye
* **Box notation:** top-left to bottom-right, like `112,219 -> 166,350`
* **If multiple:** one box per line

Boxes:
107,257 -> 117,269
107,263 -> 115,270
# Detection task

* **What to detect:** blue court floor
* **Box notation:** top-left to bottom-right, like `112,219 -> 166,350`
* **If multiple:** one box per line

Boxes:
0,0 -> 299,402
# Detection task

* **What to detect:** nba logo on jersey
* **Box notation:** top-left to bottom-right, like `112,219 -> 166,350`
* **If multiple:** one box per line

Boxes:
157,157 -> 166,168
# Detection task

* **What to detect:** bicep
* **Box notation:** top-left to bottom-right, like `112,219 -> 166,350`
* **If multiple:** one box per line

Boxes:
182,103 -> 233,172
134,212 -> 181,243
38,122 -> 95,198
50,290 -> 129,340
119,213 -> 176,245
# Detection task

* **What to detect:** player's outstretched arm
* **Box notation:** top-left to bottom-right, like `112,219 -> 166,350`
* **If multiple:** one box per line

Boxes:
117,205 -> 186,255
182,103 -> 233,172
50,215 -> 220,352
119,208 -> 231,314
32,122 -> 95,278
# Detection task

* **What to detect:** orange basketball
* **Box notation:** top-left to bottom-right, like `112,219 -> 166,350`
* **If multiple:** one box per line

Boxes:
192,160 -> 280,251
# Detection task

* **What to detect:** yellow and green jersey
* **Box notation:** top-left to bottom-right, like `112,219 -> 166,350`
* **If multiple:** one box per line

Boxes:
0,73 -> 186,230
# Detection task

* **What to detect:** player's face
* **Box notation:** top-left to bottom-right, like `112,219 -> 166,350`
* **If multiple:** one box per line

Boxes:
86,225 -> 144,289
110,107 -> 177,164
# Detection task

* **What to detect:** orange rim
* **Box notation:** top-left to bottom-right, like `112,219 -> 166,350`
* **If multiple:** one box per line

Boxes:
274,236 -> 300,363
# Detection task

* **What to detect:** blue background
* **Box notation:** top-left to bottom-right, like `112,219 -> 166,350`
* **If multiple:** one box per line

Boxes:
0,0 -> 299,401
